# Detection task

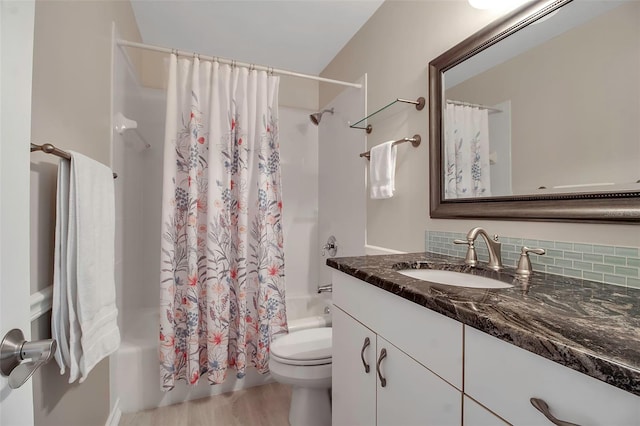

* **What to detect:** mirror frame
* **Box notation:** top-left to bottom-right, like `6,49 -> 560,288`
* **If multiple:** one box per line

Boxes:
429,0 -> 640,223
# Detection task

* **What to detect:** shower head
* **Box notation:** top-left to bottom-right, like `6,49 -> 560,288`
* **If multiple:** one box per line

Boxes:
309,108 -> 334,126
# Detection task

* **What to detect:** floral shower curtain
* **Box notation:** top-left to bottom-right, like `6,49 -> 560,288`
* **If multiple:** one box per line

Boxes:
159,54 -> 288,390
444,104 -> 491,198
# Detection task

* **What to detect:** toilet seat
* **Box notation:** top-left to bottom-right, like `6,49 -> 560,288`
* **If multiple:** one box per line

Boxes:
271,327 -> 332,366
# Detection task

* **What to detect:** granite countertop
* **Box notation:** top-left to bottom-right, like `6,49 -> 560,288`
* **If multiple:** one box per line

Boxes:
327,252 -> 640,397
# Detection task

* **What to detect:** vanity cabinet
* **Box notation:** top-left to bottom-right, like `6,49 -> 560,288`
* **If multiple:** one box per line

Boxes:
332,272 -> 462,426
332,269 -> 640,426
465,326 -> 640,426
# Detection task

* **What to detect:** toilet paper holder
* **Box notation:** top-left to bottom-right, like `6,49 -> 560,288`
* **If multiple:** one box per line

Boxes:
1,328 -> 57,389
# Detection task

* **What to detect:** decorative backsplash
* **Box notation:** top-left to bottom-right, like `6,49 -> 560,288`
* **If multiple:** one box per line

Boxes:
425,231 -> 640,289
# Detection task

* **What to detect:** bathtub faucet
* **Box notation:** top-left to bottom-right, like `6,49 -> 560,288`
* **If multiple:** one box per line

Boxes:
317,284 -> 333,294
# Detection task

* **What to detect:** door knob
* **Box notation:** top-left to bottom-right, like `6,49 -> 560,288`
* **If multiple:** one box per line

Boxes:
1,328 -> 57,389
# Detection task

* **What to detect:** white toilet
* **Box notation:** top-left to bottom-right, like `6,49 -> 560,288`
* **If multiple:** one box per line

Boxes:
269,327 -> 332,426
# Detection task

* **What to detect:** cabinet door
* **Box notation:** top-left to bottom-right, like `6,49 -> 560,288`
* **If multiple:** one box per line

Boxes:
463,396 -> 508,426
333,271 -> 463,389
377,337 -> 461,426
332,307 -> 376,426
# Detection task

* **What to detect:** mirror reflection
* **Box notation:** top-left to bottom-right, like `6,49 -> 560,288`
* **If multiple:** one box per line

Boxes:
442,0 -> 640,199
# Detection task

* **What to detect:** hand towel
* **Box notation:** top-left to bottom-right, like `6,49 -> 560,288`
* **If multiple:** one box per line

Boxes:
369,141 -> 397,199
52,151 -> 120,383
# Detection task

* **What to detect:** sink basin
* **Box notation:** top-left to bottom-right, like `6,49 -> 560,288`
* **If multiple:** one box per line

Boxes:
397,269 -> 513,289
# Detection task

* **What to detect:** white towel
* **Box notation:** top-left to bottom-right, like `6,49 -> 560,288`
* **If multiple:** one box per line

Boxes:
52,159 -> 71,375
369,141 -> 397,199
52,151 -> 120,383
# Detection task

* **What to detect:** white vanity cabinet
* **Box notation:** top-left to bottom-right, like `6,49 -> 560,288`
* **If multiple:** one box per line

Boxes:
332,271 -> 463,426
332,269 -> 640,426
465,326 -> 640,426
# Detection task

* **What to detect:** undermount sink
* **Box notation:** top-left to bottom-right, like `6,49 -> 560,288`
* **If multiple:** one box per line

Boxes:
397,268 -> 513,289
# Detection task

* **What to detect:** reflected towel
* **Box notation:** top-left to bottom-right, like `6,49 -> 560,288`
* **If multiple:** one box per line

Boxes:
52,151 -> 120,383
369,141 -> 397,199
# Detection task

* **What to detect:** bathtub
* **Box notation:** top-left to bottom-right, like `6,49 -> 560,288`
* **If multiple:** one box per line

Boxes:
113,295 -> 331,413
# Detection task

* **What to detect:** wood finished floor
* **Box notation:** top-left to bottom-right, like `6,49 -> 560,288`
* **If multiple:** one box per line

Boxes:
119,383 -> 292,426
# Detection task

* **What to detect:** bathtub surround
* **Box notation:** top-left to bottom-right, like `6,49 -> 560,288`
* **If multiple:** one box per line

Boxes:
160,55 -> 287,389
426,230 -> 640,289
327,252 -> 640,397
317,79 -> 367,287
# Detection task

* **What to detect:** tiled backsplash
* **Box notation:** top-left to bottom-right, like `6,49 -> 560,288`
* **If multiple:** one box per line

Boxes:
425,231 -> 640,289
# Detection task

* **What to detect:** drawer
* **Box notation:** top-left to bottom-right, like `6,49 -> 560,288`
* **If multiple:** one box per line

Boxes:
465,325 -> 640,426
333,271 -> 463,389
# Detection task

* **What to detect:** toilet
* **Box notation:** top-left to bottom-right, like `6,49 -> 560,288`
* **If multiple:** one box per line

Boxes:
269,327 -> 332,426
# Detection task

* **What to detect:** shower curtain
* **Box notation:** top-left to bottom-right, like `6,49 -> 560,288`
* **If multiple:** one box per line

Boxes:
159,54 -> 287,390
444,104 -> 491,198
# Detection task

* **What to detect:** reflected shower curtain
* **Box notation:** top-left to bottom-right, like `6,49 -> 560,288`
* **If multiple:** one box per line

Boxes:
444,104 -> 491,198
159,54 -> 287,390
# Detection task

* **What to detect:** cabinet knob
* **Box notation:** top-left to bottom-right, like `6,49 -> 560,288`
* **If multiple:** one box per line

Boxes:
530,398 -> 580,426
360,337 -> 371,373
376,348 -> 387,387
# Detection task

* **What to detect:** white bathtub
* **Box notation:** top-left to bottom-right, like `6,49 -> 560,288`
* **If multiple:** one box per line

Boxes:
113,296 -> 331,413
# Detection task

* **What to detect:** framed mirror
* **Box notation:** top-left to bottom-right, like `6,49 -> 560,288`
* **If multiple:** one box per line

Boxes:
429,0 -> 640,222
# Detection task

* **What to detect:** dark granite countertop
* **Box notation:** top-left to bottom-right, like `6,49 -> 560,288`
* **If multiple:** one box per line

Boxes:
327,252 -> 640,397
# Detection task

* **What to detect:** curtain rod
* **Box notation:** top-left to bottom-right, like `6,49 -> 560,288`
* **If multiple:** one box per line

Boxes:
446,99 -> 502,113
117,39 -> 362,89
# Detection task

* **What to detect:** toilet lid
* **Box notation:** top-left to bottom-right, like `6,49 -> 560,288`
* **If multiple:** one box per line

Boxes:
271,327 -> 332,364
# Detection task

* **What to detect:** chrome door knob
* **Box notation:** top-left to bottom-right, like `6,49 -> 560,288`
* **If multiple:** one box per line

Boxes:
1,328 -> 57,389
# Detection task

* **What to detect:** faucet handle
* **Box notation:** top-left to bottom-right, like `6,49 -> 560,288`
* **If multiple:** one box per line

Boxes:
516,246 -> 546,277
453,238 -> 478,266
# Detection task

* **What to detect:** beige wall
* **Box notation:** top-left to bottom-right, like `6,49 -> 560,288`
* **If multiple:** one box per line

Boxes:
447,2 -> 640,194
30,0 -> 142,424
321,0 -> 640,252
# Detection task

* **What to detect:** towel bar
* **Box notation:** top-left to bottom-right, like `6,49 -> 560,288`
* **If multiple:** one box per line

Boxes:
359,135 -> 421,160
31,143 -> 118,179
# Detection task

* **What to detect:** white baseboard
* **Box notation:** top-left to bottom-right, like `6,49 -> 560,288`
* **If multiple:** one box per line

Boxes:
364,244 -> 406,255
105,398 -> 122,426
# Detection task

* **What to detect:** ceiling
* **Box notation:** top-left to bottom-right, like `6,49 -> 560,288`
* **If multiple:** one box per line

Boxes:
130,1 -> 385,75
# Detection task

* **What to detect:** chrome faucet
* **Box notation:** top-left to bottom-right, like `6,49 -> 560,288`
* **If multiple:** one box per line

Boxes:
454,227 -> 503,271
